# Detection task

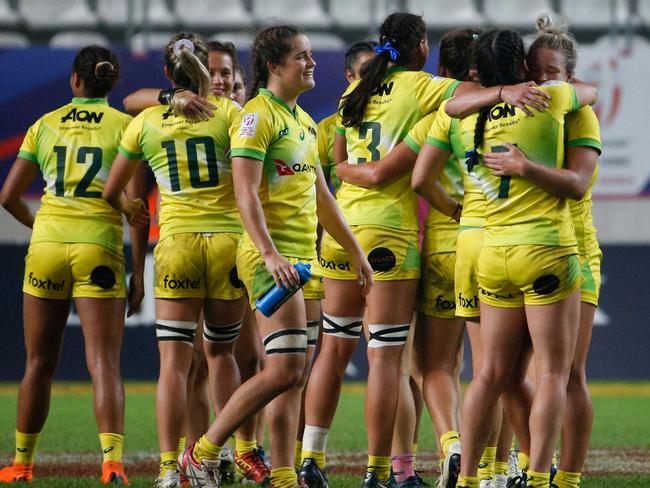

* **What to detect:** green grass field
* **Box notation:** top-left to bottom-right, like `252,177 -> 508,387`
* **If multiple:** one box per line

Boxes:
0,382 -> 649,487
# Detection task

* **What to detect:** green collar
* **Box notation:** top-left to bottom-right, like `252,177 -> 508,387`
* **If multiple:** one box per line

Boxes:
71,97 -> 108,105
258,88 -> 297,119
386,66 -> 408,75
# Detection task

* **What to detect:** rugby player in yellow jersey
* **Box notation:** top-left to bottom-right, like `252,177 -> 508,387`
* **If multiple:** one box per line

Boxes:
474,18 -> 602,488
0,46 -> 148,484
414,29 -> 597,488
103,33 -> 248,488
316,41 -> 376,195
175,25 -> 373,488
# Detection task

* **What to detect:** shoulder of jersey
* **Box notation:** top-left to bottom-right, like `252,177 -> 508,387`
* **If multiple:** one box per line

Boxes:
318,112 -> 337,129
207,94 -> 242,112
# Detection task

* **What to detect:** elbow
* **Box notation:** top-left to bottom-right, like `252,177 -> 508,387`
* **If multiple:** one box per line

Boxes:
411,178 -> 424,196
567,185 -> 587,201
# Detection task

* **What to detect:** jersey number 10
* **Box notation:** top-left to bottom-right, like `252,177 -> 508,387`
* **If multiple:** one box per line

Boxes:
162,136 -> 219,192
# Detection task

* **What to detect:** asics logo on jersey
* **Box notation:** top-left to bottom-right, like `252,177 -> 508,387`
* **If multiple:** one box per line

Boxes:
435,295 -> 456,311
16,448 -> 27,453
371,81 -> 394,96
318,256 -> 351,271
487,103 -> 516,121
458,292 -> 479,309
103,447 -> 114,454
162,275 -> 201,289
60,108 -> 104,124
279,127 -> 289,138
273,160 -> 315,176
27,272 -> 65,291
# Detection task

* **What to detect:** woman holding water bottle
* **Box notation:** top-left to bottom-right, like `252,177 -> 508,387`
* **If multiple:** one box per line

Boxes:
178,25 -> 373,488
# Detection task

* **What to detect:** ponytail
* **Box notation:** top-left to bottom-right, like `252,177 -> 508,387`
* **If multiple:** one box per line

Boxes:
164,33 -> 211,97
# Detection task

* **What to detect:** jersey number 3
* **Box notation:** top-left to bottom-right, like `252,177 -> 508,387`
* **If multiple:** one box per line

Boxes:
162,137 -> 219,192
53,145 -> 103,198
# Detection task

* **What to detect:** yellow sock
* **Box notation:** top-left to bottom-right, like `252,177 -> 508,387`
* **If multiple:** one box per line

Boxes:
440,431 -> 461,458
518,451 -> 530,472
367,455 -> 391,482
478,446 -> 496,480
14,431 -> 40,465
527,470 -> 550,487
270,466 -> 297,488
193,435 -> 221,462
412,443 -> 418,470
99,433 -> 123,464
457,475 -> 479,487
302,448 -> 326,470
554,469 -> 581,488
295,440 -> 303,471
235,437 -> 257,456
159,451 -> 177,476
177,436 -> 186,453
494,461 -> 509,477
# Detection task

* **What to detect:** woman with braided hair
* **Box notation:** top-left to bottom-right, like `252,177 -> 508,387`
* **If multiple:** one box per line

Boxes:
412,28 -> 596,488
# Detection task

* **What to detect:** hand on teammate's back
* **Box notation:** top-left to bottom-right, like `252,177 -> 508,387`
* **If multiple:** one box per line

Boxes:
501,81 -> 551,116
170,90 -> 216,122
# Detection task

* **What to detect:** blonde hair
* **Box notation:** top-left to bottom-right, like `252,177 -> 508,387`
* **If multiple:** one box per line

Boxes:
529,14 -> 578,76
164,32 -> 211,97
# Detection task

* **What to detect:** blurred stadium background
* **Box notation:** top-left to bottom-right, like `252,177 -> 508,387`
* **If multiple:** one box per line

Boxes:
0,0 -> 648,383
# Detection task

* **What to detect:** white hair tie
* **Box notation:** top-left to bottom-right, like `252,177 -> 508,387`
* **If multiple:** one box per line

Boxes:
173,39 -> 195,57
94,61 -> 114,77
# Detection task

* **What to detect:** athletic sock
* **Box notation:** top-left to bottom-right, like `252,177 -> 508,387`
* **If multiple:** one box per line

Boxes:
494,460 -> 509,477
517,451 -> 530,472
391,454 -> 415,483
302,425 -> 330,469
526,470 -> 550,487
159,451 -> 177,476
367,455 -> 391,482
457,475 -> 479,487
270,466 -> 297,488
440,430 -> 461,458
235,437 -> 257,456
554,469 -> 581,488
294,440 -> 303,471
193,435 -> 222,462
14,431 -> 40,465
478,446 -> 496,480
177,436 -> 186,454
99,433 -> 123,464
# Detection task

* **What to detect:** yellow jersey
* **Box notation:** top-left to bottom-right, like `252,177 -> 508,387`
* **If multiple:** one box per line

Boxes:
18,97 -> 131,253
118,95 -> 242,241
335,68 -> 459,230
229,88 -> 319,259
317,112 -> 340,193
428,81 -> 581,247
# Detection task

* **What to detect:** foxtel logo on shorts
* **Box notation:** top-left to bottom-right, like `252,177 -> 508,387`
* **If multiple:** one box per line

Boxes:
273,160 -> 315,176
162,275 -> 200,289
27,272 -> 65,290
318,256 -> 351,271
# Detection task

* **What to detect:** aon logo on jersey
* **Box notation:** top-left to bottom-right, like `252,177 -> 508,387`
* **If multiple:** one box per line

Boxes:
60,108 -> 104,124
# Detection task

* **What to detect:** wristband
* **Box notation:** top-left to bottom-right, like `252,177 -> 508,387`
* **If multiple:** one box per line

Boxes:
158,87 -> 183,105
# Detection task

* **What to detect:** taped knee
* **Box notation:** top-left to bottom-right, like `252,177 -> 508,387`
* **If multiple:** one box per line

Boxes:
263,328 -> 307,356
203,319 -> 242,344
322,314 -> 363,339
367,323 -> 410,348
156,320 -> 197,346
306,319 -> 320,347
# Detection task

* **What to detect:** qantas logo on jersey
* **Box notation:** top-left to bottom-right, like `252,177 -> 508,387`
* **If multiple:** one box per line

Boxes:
60,108 -> 104,124
371,81 -> 394,97
487,103 -> 516,121
273,159 -> 315,176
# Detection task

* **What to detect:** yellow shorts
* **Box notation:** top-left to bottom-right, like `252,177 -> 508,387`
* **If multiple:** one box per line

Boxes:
454,227 -> 483,318
580,246 -> 602,307
23,242 -> 126,299
477,245 -> 583,308
154,232 -> 246,300
417,246 -> 456,319
319,225 -> 420,281
236,249 -> 324,309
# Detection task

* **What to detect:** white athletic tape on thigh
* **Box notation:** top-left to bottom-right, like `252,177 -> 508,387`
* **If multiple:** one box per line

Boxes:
322,314 -> 363,338
263,328 -> 307,355
156,319 -> 197,344
367,323 -> 410,348
203,319 -> 242,343
306,320 -> 320,346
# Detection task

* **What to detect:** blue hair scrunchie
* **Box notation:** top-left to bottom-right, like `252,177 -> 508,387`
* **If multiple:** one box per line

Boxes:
465,149 -> 480,172
374,41 -> 400,61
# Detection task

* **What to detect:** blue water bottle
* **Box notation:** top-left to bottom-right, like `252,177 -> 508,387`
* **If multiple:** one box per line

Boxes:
255,262 -> 312,317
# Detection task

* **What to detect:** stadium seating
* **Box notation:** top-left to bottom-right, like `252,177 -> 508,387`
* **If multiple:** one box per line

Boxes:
330,0 -> 394,29
174,0 -> 252,30
210,31 -> 256,50
308,33 -> 346,50
129,31 -> 175,53
0,0 -> 19,27
407,0 -> 485,28
561,0 -> 629,27
0,32 -> 29,47
253,0 -> 332,28
49,31 -> 111,48
483,0 -> 557,29
19,0 -> 98,29
97,0 -> 175,28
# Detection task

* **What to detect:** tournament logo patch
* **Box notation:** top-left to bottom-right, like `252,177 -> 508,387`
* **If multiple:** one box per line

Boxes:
368,247 -> 396,272
91,265 -> 116,289
533,274 -> 560,295
239,113 -> 258,137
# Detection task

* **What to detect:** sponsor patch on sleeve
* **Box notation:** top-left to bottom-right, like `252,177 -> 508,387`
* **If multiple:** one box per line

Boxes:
239,113 -> 259,137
